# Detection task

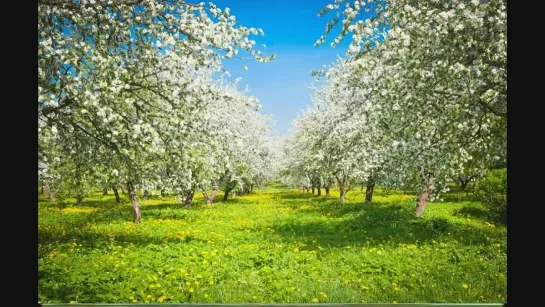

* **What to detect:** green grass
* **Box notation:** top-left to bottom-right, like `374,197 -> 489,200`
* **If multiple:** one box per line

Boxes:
38,182 -> 506,304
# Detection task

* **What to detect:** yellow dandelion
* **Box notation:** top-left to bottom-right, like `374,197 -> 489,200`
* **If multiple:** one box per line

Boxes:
462,284 -> 469,289
294,248 -> 299,253
157,297 -> 164,303
312,298 -> 319,303
189,288 -> 194,293
147,295 -> 152,299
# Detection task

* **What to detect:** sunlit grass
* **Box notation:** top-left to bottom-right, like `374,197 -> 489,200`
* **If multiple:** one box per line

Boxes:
38,183 -> 506,303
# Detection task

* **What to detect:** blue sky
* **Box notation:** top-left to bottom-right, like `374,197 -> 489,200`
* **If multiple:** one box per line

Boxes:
210,0 -> 353,137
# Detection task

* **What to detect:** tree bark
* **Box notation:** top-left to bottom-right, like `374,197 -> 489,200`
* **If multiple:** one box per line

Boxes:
143,189 -> 149,200
317,182 -> 322,196
160,188 -> 165,197
127,182 -> 142,224
311,185 -> 315,194
102,187 -> 108,195
223,189 -> 231,201
76,195 -> 83,206
339,185 -> 346,203
416,175 -> 435,217
43,182 -> 51,197
459,176 -> 473,191
113,187 -> 121,203
365,180 -> 375,203
250,185 -> 254,193
325,185 -> 331,197
202,185 -> 218,206
183,190 -> 195,208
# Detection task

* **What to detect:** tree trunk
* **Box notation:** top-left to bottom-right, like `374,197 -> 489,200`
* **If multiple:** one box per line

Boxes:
143,189 -> 149,200
250,185 -> 254,193
325,185 -> 331,197
43,182 -> 51,197
416,175 -> 435,217
224,189 -> 231,201
183,190 -> 195,208
113,187 -> 121,203
76,195 -> 83,206
102,187 -> 108,195
160,188 -> 165,197
202,186 -> 218,206
311,185 -> 315,194
340,185 -> 346,203
121,189 -> 125,194
365,181 -> 375,203
127,182 -> 142,224
317,185 -> 321,196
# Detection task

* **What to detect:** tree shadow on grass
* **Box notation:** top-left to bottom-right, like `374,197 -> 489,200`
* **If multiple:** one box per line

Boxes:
38,226 -> 207,250
453,205 -> 490,222
275,191 -> 325,200
272,199 -> 503,249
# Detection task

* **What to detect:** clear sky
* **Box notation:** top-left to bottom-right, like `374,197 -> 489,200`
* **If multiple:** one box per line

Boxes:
210,0 -> 353,137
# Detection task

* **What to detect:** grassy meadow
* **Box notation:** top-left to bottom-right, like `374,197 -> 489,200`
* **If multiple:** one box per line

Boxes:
38,182 -> 506,304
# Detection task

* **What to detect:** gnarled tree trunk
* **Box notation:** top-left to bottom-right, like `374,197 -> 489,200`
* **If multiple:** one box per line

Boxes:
201,185 -> 218,206
183,190 -> 195,208
102,187 -> 108,195
143,189 -> 149,200
113,187 -> 121,203
336,175 -> 349,203
43,182 -> 51,197
224,189 -> 231,201
127,181 -> 141,224
365,180 -> 375,203
416,174 -> 435,217
339,185 -> 346,203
